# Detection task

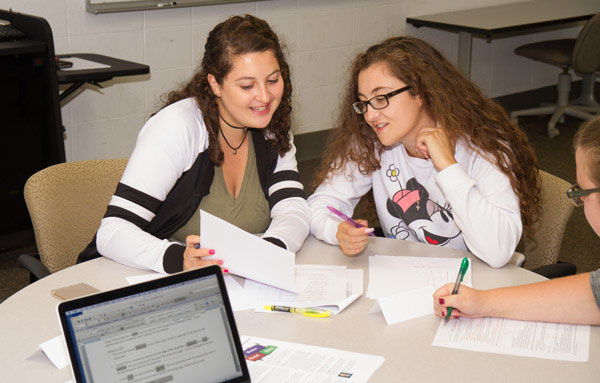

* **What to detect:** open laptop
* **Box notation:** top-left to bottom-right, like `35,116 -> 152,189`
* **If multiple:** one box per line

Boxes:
57,265 -> 250,383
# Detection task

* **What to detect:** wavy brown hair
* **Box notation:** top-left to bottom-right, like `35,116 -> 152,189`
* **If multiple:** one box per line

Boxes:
315,36 -> 541,237
162,14 -> 292,165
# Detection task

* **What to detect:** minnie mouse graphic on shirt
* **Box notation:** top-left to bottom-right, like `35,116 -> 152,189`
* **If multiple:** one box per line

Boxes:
385,165 -> 462,247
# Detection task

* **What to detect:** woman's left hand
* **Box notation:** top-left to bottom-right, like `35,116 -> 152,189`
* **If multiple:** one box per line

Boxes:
415,125 -> 457,171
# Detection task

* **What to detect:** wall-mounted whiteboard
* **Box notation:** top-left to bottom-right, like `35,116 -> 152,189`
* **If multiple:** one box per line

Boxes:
85,0 -> 264,14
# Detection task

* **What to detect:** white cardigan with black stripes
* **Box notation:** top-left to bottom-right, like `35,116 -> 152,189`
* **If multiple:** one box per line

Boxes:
95,98 -> 310,273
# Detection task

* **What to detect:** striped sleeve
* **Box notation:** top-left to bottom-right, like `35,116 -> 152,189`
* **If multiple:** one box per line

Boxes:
261,134 -> 310,253
96,99 -> 207,273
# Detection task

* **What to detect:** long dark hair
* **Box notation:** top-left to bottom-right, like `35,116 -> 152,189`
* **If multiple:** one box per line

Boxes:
163,14 -> 292,165
315,36 -> 541,238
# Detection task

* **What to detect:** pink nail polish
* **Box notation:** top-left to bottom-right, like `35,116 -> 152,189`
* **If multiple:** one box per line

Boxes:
223,269 -> 229,273
439,298 -> 445,305
218,260 -> 224,265
209,249 -> 215,255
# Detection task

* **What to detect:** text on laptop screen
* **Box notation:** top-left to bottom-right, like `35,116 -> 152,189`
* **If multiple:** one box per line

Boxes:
63,274 -> 243,383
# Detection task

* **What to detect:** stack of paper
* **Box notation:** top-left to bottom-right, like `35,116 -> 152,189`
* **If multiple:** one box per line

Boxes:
367,255 -> 471,325
249,265 -> 363,314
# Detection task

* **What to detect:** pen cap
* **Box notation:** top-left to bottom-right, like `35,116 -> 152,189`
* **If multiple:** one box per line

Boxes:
459,257 -> 469,282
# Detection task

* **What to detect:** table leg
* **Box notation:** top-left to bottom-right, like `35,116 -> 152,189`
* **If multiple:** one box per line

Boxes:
458,31 -> 472,78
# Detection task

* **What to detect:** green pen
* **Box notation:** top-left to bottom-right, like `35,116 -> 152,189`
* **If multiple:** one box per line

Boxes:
444,257 -> 469,323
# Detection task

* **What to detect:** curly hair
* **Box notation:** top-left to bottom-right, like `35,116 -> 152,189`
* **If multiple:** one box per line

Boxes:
162,14 -> 292,165
315,36 -> 541,238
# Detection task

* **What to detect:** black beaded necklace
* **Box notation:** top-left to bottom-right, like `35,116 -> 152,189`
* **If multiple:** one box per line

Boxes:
219,114 -> 248,155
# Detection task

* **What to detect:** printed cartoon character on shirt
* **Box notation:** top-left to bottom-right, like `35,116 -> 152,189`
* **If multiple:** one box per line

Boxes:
385,167 -> 462,247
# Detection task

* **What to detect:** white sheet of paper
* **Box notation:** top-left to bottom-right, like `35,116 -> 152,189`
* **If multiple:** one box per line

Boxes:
247,265 -> 347,310
369,285 -> 435,325
432,317 -> 590,362
241,335 -> 384,383
39,335 -> 69,369
367,255 -> 471,299
59,57 -> 111,71
200,210 -> 296,292
224,275 -> 254,311
315,268 -> 363,314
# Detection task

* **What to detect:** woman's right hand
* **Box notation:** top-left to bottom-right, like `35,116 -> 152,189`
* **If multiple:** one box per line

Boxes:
433,283 -> 488,320
336,220 -> 373,256
183,235 -> 223,271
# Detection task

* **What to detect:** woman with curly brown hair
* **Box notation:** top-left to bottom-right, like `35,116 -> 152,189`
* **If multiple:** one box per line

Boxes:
79,15 -> 309,273
308,36 -> 540,268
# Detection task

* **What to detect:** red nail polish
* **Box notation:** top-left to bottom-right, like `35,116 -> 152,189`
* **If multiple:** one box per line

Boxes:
223,269 -> 229,273
439,298 -> 445,305
209,249 -> 215,255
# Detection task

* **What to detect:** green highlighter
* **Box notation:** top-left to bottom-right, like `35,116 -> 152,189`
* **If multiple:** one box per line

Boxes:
444,257 -> 469,323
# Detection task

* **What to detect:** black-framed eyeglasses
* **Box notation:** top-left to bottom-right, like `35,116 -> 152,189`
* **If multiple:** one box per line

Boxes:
352,85 -> 412,115
566,184 -> 600,207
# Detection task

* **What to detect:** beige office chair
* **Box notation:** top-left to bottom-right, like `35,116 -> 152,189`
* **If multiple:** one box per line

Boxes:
510,13 -> 600,138
18,158 -> 128,279
513,170 -> 576,277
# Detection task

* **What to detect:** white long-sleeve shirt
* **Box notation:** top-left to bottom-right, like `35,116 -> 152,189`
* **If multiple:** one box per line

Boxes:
308,141 -> 522,268
94,98 -> 310,273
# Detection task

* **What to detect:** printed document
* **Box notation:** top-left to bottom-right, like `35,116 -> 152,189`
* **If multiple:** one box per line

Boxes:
201,210 -> 296,292
241,335 -> 384,383
247,266 -> 362,314
432,317 -> 590,362
367,255 -> 472,299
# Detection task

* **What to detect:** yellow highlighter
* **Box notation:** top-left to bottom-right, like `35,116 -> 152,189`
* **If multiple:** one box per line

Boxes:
264,305 -> 331,318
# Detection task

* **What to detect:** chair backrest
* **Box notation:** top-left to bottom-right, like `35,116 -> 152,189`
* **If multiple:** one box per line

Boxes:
573,13 -> 600,74
24,158 -> 128,273
520,170 -> 574,271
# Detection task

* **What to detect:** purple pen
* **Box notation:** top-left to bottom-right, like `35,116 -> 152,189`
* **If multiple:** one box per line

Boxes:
326,206 -> 375,236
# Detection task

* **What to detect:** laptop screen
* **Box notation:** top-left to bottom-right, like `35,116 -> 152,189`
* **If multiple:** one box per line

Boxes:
60,271 -> 246,383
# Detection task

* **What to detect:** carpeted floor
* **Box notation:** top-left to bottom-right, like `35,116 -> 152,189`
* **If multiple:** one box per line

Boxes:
1,114 -> 598,302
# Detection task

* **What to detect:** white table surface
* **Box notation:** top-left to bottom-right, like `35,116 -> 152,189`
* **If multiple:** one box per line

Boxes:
2,235 -> 599,382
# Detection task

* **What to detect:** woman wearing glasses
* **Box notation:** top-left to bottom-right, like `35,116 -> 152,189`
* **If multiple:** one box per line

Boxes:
435,117 -> 600,324
307,37 -> 540,268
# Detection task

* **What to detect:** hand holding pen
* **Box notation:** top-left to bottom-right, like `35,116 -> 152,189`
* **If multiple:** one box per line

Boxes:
433,257 -> 472,322
327,206 -> 375,256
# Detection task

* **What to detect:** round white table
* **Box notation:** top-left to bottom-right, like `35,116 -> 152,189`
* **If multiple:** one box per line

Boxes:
1,236 -> 599,382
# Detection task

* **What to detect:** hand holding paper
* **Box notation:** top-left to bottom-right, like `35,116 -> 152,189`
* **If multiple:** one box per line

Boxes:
200,210 -> 296,292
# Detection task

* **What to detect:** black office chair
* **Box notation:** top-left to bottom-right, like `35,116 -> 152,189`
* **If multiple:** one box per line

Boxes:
510,13 -> 600,138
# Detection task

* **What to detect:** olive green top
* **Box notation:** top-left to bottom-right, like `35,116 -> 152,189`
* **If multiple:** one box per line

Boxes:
170,134 -> 271,243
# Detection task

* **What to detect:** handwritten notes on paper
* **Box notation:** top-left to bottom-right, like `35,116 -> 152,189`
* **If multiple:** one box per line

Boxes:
432,317 -> 591,362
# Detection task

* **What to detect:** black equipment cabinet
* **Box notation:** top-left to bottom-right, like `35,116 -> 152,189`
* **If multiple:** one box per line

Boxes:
0,10 -> 65,235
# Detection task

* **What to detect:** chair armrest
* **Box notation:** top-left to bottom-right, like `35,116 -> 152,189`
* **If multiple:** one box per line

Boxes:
532,262 -> 577,279
18,254 -> 50,281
